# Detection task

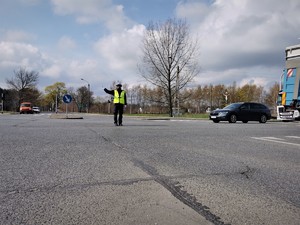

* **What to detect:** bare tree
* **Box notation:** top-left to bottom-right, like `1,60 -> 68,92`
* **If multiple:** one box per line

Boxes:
75,86 -> 93,113
6,67 -> 39,105
139,18 -> 200,117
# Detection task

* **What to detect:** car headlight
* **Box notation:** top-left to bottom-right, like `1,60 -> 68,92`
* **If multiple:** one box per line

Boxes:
218,112 -> 228,117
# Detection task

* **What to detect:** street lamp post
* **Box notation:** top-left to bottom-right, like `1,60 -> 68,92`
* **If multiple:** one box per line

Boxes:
176,65 -> 179,116
168,56 -> 180,117
55,87 -> 60,114
81,78 -> 90,113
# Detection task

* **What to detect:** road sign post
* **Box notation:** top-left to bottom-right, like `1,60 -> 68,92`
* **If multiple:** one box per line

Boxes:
63,94 -> 72,118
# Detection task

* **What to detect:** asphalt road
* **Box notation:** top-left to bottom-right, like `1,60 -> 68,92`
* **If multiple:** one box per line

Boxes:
0,113 -> 299,225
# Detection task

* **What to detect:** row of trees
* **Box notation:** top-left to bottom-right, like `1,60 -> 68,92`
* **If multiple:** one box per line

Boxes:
0,19 -> 280,115
1,68 -> 94,113
125,82 -> 279,115
1,67 -> 279,115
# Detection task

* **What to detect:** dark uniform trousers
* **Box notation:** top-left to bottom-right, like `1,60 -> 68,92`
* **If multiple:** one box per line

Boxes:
114,103 -> 124,125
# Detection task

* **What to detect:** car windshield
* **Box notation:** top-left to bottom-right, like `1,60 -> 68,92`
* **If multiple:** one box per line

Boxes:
223,103 -> 242,110
21,104 -> 31,107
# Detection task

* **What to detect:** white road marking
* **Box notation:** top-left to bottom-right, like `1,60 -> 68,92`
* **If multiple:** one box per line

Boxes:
261,137 -> 285,141
251,137 -> 300,148
285,136 -> 300,139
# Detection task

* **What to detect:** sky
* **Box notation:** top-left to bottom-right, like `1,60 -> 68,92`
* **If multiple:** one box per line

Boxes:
0,0 -> 300,97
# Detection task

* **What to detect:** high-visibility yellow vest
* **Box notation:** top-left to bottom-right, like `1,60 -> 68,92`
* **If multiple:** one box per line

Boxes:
114,90 -> 125,104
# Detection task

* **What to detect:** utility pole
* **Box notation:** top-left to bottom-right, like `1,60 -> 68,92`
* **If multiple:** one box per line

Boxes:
176,65 -> 180,116
210,85 -> 213,110
55,87 -> 60,114
81,78 -> 90,113
1,92 -> 3,114
173,64 -> 180,117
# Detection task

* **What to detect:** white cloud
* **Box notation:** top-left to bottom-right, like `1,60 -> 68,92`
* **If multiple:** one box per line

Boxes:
0,41 -> 52,89
2,30 -> 36,42
194,65 -> 279,88
69,59 -> 99,78
40,57 -> 106,82
94,24 -> 145,71
57,36 -> 77,51
239,77 -> 267,87
42,64 -> 62,79
0,42 -> 42,69
50,0 -> 133,32
176,0 -> 300,87
0,40 -> 70,82
176,1 -> 211,24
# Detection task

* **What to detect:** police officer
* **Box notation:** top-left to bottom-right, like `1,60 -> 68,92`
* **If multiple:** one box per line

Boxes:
104,84 -> 127,126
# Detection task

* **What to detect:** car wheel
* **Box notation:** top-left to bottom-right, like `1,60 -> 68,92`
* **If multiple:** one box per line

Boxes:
259,114 -> 267,123
213,120 -> 220,123
242,120 -> 248,123
229,114 -> 237,123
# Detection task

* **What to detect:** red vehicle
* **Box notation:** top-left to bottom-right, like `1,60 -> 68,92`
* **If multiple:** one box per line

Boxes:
20,102 -> 33,114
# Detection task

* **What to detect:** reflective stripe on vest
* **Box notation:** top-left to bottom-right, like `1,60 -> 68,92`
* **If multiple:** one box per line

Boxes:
114,90 -> 125,104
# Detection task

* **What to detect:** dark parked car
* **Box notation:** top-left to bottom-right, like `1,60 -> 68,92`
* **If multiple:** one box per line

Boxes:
209,102 -> 271,123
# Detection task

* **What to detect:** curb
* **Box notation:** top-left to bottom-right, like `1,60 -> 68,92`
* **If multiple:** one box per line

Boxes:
49,114 -> 83,119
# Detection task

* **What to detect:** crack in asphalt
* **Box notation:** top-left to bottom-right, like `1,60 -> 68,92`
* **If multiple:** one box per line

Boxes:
132,159 -> 229,225
1,177 -> 154,195
97,133 -> 229,225
240,166 -> 252,179
0,170 -> 249,197
4,128 -> 233,224
2,169 -> 230,225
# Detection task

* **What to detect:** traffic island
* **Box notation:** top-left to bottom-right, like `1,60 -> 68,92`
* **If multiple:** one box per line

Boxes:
50,114 -> 83,119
